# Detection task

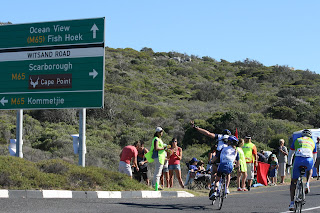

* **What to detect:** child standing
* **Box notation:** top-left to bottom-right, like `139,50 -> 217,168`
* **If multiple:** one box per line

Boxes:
269,154 -> 279,185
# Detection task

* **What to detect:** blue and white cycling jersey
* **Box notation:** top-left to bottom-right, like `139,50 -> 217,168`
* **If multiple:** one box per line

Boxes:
216,145 -> 239,174
218,146 -> 239,164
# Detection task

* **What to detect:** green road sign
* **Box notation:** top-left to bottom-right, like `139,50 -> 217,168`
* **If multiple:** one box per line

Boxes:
0,18 -> 104,49
0,18 -> 105,109
0,57 -> 104,93
0,91 -> 103,110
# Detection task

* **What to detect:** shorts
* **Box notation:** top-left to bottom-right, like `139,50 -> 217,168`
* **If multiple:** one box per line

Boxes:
217,162 -> 233,176
133,170 -> 150,182
168,164 -> 181,170
246,163 -> 255,180
269,168 -> 277,177
292,156 -> 314,179
119,161 -> 132,177
162,165 -> 169,173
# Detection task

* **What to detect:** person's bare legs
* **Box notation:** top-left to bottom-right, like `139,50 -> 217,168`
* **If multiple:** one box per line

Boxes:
174,169 -> 184,188
241,172 -> 247,189
237,171 -> 241,189
169,170 -> 174,188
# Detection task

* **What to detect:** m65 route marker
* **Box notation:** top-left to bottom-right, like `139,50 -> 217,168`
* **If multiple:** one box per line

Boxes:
0,17 -> 105,110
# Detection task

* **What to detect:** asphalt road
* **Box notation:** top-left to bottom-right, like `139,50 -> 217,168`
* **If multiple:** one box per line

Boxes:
1,181 -> 320,213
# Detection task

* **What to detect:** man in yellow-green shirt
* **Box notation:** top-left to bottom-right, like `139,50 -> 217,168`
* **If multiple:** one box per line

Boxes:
242,135 -> 258,191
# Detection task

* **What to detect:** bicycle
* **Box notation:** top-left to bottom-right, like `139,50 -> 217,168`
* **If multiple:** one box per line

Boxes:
294,166 -> 306,213
211,172 -> 227,210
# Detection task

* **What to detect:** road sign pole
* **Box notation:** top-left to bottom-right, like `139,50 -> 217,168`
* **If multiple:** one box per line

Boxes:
78,108 -> 86,167
15,109 -> 23,158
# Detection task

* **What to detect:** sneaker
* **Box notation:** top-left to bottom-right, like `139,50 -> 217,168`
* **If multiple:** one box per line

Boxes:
305,183 -> 310,194
237,188 -> 242,191
289,202 -> 295,211
209,187 -> 215,200
209,191 -> 217,200
247,186 -> 251,191
225,188 -> 230,194
317,176 -> 319,181
242,188 -> 248,191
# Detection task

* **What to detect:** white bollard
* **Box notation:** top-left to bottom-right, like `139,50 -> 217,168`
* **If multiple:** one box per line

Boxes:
70,134 -> 79,154
9,139 -> 16,156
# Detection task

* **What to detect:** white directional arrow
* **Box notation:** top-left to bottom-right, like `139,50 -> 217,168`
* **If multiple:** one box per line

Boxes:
90,24 -> 99,39
0,97 -> 8,106
89,69 -> 98,79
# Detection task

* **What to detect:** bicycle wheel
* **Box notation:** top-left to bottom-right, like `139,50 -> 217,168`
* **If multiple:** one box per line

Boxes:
294,179 -> 303,213
218,177 -> 225,210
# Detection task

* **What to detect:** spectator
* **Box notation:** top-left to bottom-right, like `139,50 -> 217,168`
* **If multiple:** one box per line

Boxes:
237,139 -> 248,191
119,141 -> 140,178
133,141 -> 150,185
197,160 -> 206,172
269,154 -> 279,185
197,160 -> 211,189
144,127 -> 167,191
160,152 -> 170,188
168,138 -> 184,188
262,150 -> 272,159
184,157 -> 198,186
257,151 -> 267,163
277,139 -> 288,184
189,157 -> 199,172
314,136 -> 320,180
207,145 -> 217,171
242,135 -> 258,191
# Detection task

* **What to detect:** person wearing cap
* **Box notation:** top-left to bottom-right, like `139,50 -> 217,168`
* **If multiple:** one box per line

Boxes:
190,121 -> 231,187
144,127 -> 167,191
119,141 -> 140,178
314,136 -> 320,180
242,135 -> 258,191
184,157 -> 199,186
189,157 -> 199,172
269,154 -> 279,186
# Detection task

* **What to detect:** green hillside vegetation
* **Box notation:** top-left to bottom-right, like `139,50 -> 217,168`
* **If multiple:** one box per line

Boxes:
0,46 -> 320,189
0,156 -> 148,191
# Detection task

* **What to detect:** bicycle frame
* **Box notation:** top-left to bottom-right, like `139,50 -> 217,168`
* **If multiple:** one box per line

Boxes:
294,167 -> 306,213
216,173 -> 227,210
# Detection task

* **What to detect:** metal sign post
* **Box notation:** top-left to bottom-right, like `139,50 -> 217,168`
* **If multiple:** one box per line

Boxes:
15,109 -> 23,158
78,108 -> 86,167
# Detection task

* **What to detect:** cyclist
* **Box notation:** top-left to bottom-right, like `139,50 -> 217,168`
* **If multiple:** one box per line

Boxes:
190,121 -> 231,187
209,135 -> 239,200
287,129 -> 317,211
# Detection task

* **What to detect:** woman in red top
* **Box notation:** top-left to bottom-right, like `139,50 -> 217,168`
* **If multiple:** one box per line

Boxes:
168,138 -> 184,188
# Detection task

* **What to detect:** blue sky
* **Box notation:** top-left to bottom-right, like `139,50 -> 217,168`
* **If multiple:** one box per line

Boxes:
2,0 -> 320,73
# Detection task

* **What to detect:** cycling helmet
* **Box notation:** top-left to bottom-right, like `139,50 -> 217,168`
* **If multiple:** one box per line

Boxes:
222,129 -> 231,136
228,135 -> 239,146
301,129 -> 312,137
